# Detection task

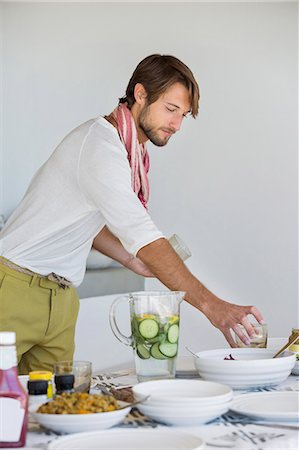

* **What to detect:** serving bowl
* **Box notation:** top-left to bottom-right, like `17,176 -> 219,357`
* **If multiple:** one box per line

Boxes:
29,402 -> 131,433
192,348 -> 295,389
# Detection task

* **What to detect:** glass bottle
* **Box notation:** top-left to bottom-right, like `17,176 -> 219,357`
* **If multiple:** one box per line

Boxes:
0,332 -> 28,448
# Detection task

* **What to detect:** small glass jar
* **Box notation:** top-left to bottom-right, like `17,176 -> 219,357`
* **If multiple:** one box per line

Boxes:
54,374 -> 75,395
27,380 -> 48,406
289,328 -> 299,344
289,343 -> 299,375
29,370 -> 53,399
287,328 -> 299,375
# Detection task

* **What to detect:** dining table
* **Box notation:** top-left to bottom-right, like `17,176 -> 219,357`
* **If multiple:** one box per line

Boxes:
19,356 -> 299,450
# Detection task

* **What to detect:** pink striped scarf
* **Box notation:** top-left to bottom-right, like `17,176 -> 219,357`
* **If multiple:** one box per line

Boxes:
111,103 -> 150,209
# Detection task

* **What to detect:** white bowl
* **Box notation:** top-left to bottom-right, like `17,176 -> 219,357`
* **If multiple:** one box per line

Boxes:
291,360 -> 299,375
138,403 -> 229,426
132,379 -> 232,405
29,402 -> 131,433
193,348 -> 295,390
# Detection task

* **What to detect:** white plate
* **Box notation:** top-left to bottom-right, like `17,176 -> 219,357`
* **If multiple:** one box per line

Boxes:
133,379 -> 232,404
137,399 -> 232,416
231,392 -> 299,422
138,404 -> 229,426
47,428 -> 205,449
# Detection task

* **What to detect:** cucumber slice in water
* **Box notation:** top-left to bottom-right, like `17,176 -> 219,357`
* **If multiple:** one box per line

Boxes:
163,322 -> 170,334
167,324 -> 179,344
137,344 -> 151,359
150,342 -> 167,360
159,342 -> 178,358
146,334 -> 165,344
138,318 -> 159,339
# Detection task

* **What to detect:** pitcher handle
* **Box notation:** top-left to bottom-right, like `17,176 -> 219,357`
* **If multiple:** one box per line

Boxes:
109,294 -> 133,347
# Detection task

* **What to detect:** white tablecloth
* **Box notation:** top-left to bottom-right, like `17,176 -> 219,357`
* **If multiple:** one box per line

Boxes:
20,370 -> 299,450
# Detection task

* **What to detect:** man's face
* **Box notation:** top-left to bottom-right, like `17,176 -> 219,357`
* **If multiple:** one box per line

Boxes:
137,83 -> 191,147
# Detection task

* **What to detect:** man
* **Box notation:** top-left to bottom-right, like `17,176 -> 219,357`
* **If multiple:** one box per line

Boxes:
0,54 -> 263,373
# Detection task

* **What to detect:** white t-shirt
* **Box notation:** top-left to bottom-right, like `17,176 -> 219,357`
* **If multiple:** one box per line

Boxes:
0,117 -> 164,286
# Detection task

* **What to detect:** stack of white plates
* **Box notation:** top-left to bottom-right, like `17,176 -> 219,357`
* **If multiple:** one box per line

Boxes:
132,379 -> 232,426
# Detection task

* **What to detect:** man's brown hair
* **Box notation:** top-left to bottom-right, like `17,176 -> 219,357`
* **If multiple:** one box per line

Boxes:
119,54 -> 200,118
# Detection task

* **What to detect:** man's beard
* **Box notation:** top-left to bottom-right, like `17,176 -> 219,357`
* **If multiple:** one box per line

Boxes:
138,106 -> 173,147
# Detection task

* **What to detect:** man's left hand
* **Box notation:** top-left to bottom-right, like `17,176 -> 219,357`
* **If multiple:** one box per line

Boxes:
125,255 -> 154,277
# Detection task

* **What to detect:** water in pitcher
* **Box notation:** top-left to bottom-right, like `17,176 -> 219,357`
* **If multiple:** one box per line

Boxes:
131,312 -> 179,381
109,291 -> 184,382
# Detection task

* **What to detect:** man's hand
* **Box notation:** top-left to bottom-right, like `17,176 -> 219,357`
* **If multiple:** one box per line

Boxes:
125,255 -> 154,278
199,296 -> 264,347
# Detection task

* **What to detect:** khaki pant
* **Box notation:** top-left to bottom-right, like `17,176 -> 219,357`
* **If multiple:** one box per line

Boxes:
0,260 -> 80,374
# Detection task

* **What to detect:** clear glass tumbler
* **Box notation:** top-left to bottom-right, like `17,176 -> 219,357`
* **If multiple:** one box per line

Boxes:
53,360 -> 92,393
234,324 -> 268,348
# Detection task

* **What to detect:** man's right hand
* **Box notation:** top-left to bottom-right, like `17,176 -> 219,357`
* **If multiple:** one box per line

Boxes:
198,294 -> 264,347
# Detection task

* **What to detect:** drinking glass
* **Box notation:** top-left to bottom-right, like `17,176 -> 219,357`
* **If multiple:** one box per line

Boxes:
53,360 -> 92,393
168,234 -> 191,261
109,291 -> 184,382
234,323 -> 268,348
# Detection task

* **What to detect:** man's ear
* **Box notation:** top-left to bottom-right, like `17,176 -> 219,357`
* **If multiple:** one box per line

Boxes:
134,83 -> 147,105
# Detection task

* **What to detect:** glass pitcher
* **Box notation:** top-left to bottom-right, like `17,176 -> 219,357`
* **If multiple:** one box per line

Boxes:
109,291 -> 184,382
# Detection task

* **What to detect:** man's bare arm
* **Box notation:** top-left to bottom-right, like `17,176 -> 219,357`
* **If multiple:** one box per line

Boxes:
137,238 -> 264,347
92,226 -> 153,277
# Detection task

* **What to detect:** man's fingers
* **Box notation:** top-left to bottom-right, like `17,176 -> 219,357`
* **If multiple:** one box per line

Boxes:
240,316 -> 256,339
223,329 -> 238,348
231,324 -> 250,346
245,305 -> 264,325
203,299 -> 265,349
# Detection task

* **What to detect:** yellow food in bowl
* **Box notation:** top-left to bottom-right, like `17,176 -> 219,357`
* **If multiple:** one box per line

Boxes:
37,392 -> 119,414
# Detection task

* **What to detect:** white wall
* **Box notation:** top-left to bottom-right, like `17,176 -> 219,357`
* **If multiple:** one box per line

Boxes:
145,3 -> 299,345
1,3 -> 298,348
